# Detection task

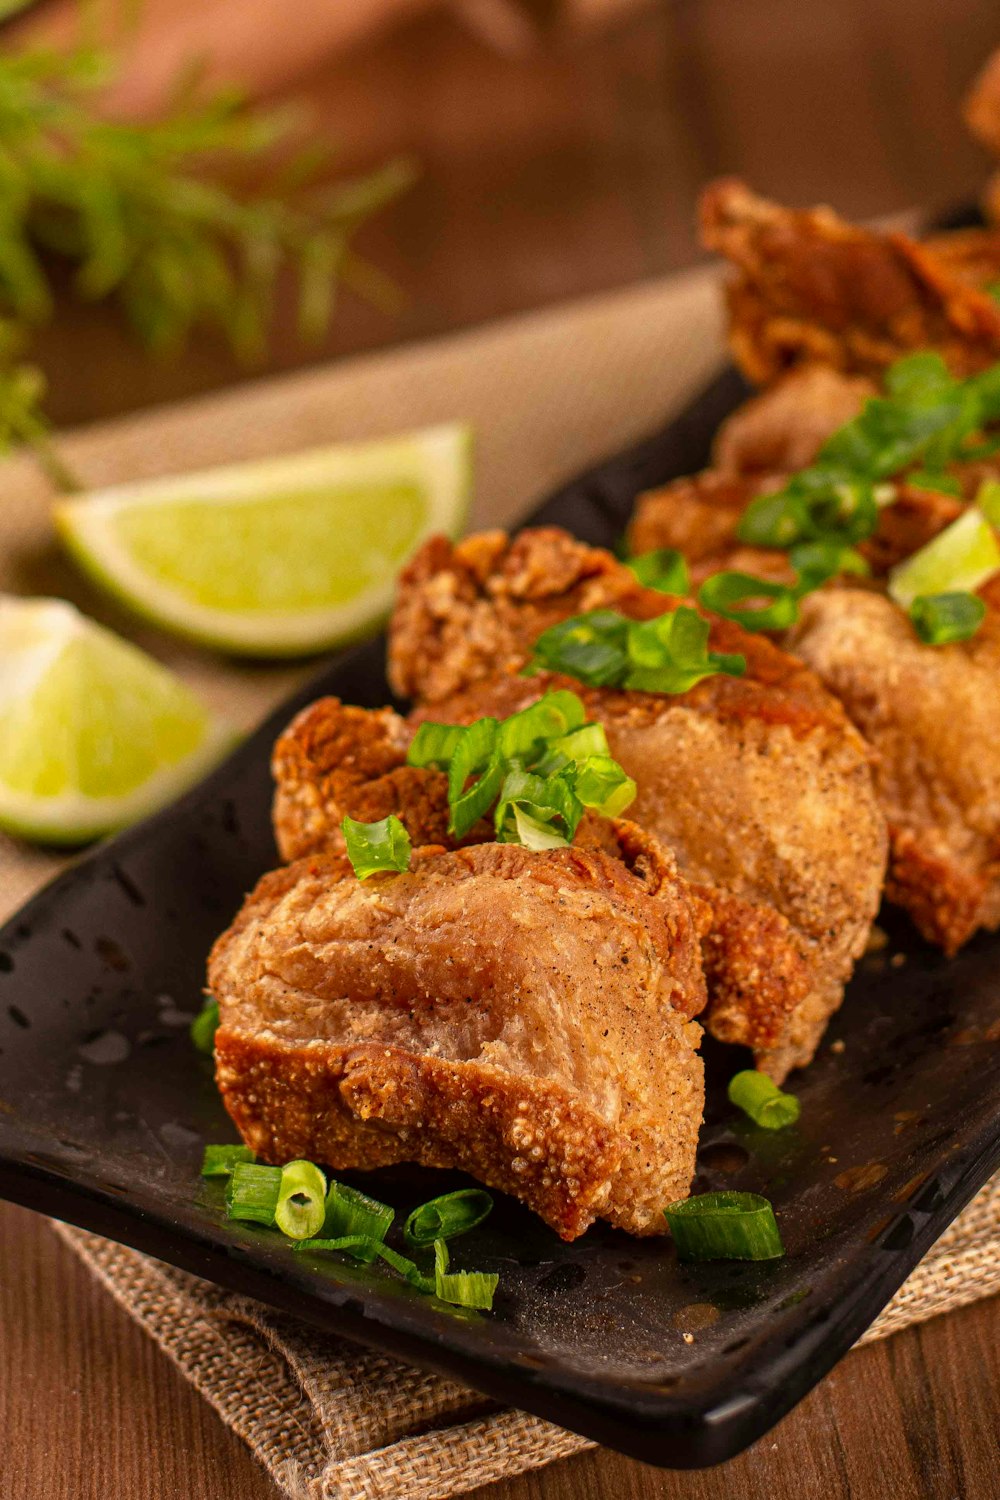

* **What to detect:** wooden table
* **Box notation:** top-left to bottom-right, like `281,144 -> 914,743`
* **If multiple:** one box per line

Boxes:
4,4 -> 1000,1497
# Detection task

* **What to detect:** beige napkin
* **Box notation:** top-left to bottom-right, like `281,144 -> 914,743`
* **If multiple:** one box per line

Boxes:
1,263 -> 997,1498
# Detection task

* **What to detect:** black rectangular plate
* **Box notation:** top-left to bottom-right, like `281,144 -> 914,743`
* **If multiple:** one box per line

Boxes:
2,362 -> 999,1470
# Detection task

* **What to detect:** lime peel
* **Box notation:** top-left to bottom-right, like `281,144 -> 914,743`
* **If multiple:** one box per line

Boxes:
888,506 -> 1000,610
0,596 -> 233,845
54,424 -> 473,657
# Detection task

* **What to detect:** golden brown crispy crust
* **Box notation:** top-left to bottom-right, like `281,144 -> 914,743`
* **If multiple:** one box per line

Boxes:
629,467 -> 973,585
272,697 -> 491,862
391,526 -> 850,743
791,589 -> 1000,956
700,178 -> 1000,383
414,669 -> 886,1080
965,49 -> 1000,159
211,842 -> 706,1239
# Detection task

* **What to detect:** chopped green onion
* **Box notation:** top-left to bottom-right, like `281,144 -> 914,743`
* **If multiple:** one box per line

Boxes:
433,1237 -> 499,1310
274,1160 -> 328,1240
888,506 -> 1000,610
529,610 -> 631,687
788,541 -> 869,593
727,1070 -> 801,1130
663,1191 -> 785,1262
626,548 -> 690,595
698,572 -> 800,632
447,718 -> 504,837
494,766 -> 580,847
297,1235 -> 433,1292
342,814 -> 412,880
619,607 -> 746,693
498,691 -> 586,760
191,997 -> 219,1054
226,1162 -> 283,1226
986,280 -> 1000,305
322,1181 -> 394,1260
909,592 -> 986,645
535,720 -> 610,775
201,1143 -> 255,1177
571,755 -> 637,817
907,470 -> 962,497
403,1188 -> 494,1247
406,722 -> 464,769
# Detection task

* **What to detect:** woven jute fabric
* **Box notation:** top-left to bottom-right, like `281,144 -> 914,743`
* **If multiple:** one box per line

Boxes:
1,261 -> 998,1497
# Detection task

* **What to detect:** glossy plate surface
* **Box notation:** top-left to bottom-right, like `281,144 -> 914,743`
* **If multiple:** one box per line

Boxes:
1,366 -> 999,1468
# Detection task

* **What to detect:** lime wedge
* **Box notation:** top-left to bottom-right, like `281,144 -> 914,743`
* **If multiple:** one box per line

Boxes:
55,424 -> 473,656
0,596 -> 233,844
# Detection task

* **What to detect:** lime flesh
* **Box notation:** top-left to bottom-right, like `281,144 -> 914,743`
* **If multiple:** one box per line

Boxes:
0,596 -> 232,844
55,423 -> 473,656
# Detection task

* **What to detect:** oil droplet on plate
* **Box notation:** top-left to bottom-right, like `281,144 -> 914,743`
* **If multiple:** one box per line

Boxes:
834,1162 -> 888,1192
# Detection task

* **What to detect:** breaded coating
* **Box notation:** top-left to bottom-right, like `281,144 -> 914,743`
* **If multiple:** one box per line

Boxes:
790,589 -> 1000,955
210,838 -> 706,1241
712,366 -> 876,475
273,697 -> 489,862
629,468 -> 969,586
700,178 -> 1000,384
390,528 -> 887,1078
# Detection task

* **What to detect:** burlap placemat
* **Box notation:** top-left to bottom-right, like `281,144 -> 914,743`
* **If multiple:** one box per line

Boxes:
2,262 -> 998,1497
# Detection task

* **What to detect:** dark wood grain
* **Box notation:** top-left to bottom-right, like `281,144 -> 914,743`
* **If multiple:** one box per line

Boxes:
3,1197 -> 1000,1500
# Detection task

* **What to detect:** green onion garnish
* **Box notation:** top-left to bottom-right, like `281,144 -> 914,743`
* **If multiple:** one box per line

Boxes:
888,506 -> 1000,611
626,547 -> 690,595
663,1191 -> 785,1262
406,721 -> 464,769
727,1070 -> 801,1130
788,541 -> 869,592
190,997 -> 219,1054
403,690 -> 637,850
297,1235 -> 432,1291
342,814 -> 412,880
978,477 -> 1000,527
529,607 -> 745,695
909,592 -> 986,646
433,1237 -> 499,1310
274,1160 -> 328,1240
201,1143 -> 255,1177
403,1188 -> 494,1247
697,572 -> 800,633
322,1180 -> 394,1259
226,1162 -> 283,1226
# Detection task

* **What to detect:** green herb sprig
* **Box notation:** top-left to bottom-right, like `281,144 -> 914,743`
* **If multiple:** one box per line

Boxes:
0,43 -> 412,478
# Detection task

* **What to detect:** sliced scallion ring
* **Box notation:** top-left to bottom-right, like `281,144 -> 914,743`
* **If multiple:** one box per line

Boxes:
406,721 -> 464,769
698,572 -> 800,633
342,814 -> 412,880
322,1181 -> 394,1258
433,1237 -> 499,1310
909,592 -> 987,646
403,1188 -> 494,1247
275,1160 -> 328,1240
663,1191 -> 785,1262
727,1070 -> 801,1130
626,547 -> 690,595
201,1143 -> 255,1177
888,506 -> 1000,610
226,1162 -> 283,1226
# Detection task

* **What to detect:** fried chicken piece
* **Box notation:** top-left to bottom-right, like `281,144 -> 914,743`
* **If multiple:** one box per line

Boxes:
210,835 -> 706,1241
790,589 -> 1000,954
272,697 -> 489,861
700,178 -> 1000,384
629,468 -> 968,586
712,366 -> 876,475
390,528 -> 887,1078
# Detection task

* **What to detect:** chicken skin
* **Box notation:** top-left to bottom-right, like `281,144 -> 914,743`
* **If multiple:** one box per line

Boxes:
387,527 -> 888,1079
700,178 -> 1000,385
210,833 -> 707,1242
630,475 -> 1000,956
790,589 -> 1000,955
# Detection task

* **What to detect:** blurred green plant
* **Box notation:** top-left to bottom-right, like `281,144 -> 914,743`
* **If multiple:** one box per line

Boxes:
0,43 -> 414,484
